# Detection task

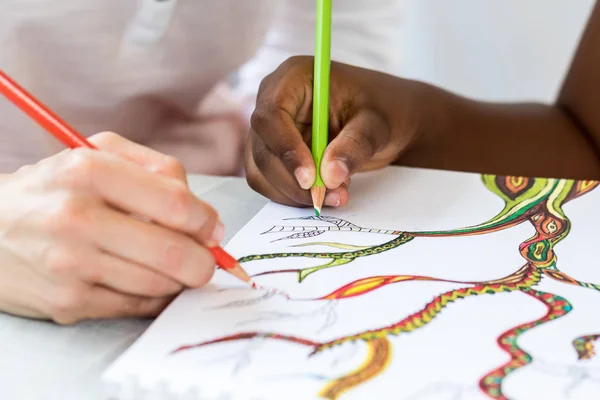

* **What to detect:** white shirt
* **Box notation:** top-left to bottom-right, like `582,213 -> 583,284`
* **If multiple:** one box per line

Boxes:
0,0 -> 403,175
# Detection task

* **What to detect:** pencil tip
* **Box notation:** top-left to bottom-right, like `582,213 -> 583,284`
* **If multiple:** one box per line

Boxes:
310,186 -> 326,217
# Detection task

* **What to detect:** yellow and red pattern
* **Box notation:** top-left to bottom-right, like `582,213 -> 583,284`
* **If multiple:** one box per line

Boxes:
479,290 -> 572,399
318,338 -> 391,400
319,275 -> 437,300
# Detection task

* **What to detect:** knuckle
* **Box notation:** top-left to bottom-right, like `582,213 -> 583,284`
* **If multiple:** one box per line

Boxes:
257,74 -> 272,96
356,108 -> 392,154
58,150 -> 98,189
167,184 -> 195,225
350,133 -> 375,159
167,183 -> 217,237
45,194 -> 92,236
250,130 -> 300,172
85,263 -> 104,285
188,202 -> 218,244
250,102 -> 270,132
158,155 -> 186,179
91,131 -> 120,145
337,133 -> 375,174
43,247 -> 80,275
198,203 -> 218,236
15,163 -> 34,175
278,147 -> 300,169
281,55 -> 310,71
365,133 -> 379,158
49,287 -> 86,324
283,55 -> 302,65
257,56 -> 307,95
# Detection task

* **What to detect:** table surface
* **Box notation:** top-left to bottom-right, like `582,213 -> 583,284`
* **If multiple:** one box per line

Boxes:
0,175 -> 268,400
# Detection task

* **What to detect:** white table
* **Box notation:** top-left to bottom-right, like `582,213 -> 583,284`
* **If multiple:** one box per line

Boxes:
0,175 -> 268,400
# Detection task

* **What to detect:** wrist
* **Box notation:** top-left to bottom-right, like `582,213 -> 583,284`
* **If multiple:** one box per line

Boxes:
382,77 -> 431,165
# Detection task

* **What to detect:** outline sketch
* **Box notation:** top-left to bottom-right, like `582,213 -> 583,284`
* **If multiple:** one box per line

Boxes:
530,359 -> 600,399
170,175 -> 600,399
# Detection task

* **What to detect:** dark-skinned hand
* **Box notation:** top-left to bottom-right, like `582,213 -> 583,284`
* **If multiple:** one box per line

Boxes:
245,56 -> 420,209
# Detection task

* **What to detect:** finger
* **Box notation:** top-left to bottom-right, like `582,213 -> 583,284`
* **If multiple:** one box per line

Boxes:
245,138 -> 349,208
82,286 -> 174,320
321,108 -> 391,189
250,103 -> 315,190
82,251 -> 183,297
323,183 -> 350,208
91,206 -> 216,288
249,131 -> 313,206
88,132 -> 188,183
58,149 -> 220,245
244,138 -> 305,207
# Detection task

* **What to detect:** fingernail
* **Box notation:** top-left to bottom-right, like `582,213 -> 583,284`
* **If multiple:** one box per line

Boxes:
210,221 -> 225,245
324,192 -> 341,207
294,167 -> 312,190
325,159 -> 349,189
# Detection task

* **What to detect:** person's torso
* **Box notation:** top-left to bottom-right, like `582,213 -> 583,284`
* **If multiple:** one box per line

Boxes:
0,0 -> 276,172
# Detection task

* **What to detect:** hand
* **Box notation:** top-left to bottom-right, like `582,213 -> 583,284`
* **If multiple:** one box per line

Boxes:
0,132 -> 222,324
245,56 -> 419,208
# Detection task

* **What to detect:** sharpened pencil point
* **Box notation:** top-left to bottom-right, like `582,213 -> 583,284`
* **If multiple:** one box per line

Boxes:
310,185 -> 326,217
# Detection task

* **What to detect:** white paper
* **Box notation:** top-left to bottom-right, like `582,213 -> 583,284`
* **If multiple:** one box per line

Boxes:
103,167 -> 600,400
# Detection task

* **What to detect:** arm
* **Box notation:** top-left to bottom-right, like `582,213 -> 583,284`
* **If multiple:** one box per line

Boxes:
398,2 -> 600,180
236,0 -> 403,117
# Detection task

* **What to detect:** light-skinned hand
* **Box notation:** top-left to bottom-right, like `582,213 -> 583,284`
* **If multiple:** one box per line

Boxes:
0,132 -> 222,324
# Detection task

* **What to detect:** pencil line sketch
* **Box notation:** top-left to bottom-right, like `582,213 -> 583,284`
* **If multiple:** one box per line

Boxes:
528,359 -> 600,399
200,337 -> 268,377
205,291 -> 279,310
236,300 -> 339,335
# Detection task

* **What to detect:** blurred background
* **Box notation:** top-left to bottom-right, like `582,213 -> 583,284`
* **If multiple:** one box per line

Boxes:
399,0 -> 595,103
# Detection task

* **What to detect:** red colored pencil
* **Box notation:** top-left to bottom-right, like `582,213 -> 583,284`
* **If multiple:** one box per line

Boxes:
0,68 -> 253,286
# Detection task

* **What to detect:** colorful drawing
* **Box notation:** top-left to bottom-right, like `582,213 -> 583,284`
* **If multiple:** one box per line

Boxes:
574,334 -> 600,360
171,175 -> 600,399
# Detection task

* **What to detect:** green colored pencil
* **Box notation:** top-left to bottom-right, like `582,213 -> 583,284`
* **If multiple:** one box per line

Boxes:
311,0 -> 332,217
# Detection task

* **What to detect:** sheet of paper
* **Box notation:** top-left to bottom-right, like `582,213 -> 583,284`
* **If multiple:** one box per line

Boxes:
103,167 -> 600,400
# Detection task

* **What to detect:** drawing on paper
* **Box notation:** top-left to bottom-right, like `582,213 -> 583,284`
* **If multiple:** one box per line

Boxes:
170,175 -> 600,399
526,358 -> 600,399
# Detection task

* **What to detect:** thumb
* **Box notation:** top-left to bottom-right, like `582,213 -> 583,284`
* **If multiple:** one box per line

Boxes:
321,109 -> 391,189
87,131 -> 188,184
